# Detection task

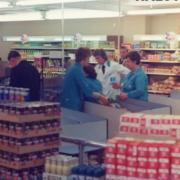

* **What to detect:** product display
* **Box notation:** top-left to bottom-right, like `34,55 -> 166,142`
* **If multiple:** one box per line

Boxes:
0,86 -> 30,102
0,102 -> 61,179
134,35 -> 180,95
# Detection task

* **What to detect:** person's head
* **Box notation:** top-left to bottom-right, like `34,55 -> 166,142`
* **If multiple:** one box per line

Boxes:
93,49 -> 108,65
8,50 -> 21,68
126,51 -> 141,71
75,47 -> 91,67
120,46 -> 129,59
84,65 -> 97,79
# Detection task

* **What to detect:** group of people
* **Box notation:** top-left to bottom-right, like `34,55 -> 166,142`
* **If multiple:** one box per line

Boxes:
61,47 -> 148,111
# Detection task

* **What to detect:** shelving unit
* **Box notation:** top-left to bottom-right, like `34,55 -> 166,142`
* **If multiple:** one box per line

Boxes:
0,102 -> 61,178
133,34 -> 180,95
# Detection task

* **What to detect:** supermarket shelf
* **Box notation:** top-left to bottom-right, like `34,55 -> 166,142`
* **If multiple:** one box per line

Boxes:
0,112 -> 60,123
146,72 -> 180,76
13,47 -> 115,51
0,141 -> 59,154
0,127 -> 60,139
137,48 -> 180,51
148,90 -> 170,95
142,60 -> 180,64
0,158 -> 44,170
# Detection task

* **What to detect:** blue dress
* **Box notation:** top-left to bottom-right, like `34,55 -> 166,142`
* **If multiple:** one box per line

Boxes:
85,78 -> 102,102
61,63 -> 93,111
122,67 -> 148,101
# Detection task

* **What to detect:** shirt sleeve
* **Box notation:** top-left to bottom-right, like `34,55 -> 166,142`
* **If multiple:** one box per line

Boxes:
116,64 -> 130,81
127,74 -> 147,99
74,68 -> 93,98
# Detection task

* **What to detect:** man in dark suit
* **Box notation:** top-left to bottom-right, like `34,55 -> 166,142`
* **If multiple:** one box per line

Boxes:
119,46 -> 129,66
8,50 -> 40,101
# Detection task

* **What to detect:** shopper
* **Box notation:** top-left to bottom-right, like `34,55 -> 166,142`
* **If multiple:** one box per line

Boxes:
84,65 -> 102,102
119,46 -> 129,65
119,51 -> 148,101
61,47 -> 108,111
8,50 -> 40,101
94,49 -> 129,100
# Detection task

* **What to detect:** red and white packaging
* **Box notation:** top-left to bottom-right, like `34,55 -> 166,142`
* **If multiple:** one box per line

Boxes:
139,128 -> 148,135
106,164 -> 116,175
158,168 -> 170,180
127,167 -> 137,178
127,141 -> 139,157
148,158 -> 159,169
172,158 -> 180,169
147,169 -> 158,179
117,140 -> 128,155
159,144 -> 172,158
171,144 -> 180,158
127,157 -> 138,167
105,153 -> 116,165
120,126 -> 129,133
159,158 -> 170,169
106,138 -> 118,154
137,168 -> 148,179
138,157 -> 148,168
116,154 -> 126,166
105,174 -> 117,180
138,143 -> 149,157
148,144 -> 159,158
171,168 -> 180,180
116,165 -> 126,176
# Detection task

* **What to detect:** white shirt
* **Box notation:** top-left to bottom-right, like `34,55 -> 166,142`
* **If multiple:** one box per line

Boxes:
95,60 -> 130,100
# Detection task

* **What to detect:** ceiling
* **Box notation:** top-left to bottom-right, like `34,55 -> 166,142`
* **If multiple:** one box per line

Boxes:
0,0 -> 179,21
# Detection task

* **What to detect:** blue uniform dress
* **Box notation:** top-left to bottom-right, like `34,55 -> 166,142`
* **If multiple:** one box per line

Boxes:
85,78 -> 102,102
61,63 -> 93,111
122,67 -> 148,101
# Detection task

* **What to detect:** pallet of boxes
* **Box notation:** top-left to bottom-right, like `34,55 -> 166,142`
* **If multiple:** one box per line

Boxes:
0,101 -> 61,179
105,113 -> 180,180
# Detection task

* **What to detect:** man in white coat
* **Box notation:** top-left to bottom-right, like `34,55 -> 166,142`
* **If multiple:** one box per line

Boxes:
94,49 -> 130,100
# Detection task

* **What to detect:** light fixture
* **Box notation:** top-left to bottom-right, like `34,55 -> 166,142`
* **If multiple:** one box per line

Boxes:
0,12 -> 43,22
46,9 -> 120,19
0,1 -> 10,8
16,0 -> 97,6
127,8 -> 180,15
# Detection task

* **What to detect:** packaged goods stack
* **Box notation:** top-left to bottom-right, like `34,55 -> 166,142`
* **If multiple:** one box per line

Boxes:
105,113 -> 180,180
0,102 -> 61,179
43,155 -> 106,180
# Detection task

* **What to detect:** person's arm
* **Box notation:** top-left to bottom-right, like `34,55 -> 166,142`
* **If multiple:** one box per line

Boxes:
116,64 -> 130,80
127,75 -> 147,99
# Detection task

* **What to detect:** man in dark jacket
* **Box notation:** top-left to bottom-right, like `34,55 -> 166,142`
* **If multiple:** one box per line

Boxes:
8,50 -> 40,101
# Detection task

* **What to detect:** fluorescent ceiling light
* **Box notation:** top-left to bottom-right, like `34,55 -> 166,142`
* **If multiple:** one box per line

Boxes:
47,9 -> 120,19
17,0 -> 97,6
0,12 -> 43,22
127,8 -> 180,15
0,1 -> 10,8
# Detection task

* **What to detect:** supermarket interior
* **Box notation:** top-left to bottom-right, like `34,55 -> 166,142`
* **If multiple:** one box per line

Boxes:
0,0 -> 179,179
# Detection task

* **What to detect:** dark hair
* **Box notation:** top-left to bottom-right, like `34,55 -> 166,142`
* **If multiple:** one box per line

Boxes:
75,47 -> 91,63
84,65 -> 97,79
93,49 -> 108,61
127,51 -> 141,65
8,50 -> 21,61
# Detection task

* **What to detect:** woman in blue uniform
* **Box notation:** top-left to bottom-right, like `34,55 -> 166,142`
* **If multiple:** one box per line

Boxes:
84,65 -> 102,102
119,51 -> 148,101
61,47 -> 107,111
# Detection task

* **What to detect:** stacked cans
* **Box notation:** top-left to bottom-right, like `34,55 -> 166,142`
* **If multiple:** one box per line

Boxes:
105,138 -> 177,180
0,86 -> 30,102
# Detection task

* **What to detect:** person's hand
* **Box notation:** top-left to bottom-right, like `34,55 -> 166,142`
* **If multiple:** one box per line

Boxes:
119,92 -> 128,101
112,83 -> 121,89
98,95 -> 109,105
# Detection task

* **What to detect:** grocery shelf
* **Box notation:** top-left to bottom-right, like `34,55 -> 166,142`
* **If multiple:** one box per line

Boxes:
0,127 -> 60,139
0,140 -> 59,154
137,48 -> 180,51
148,90 -> 170,95
0,112 -> 60,123
146,72 -> 180,76
0,158 -> 44,170
142,60 -> 180,64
